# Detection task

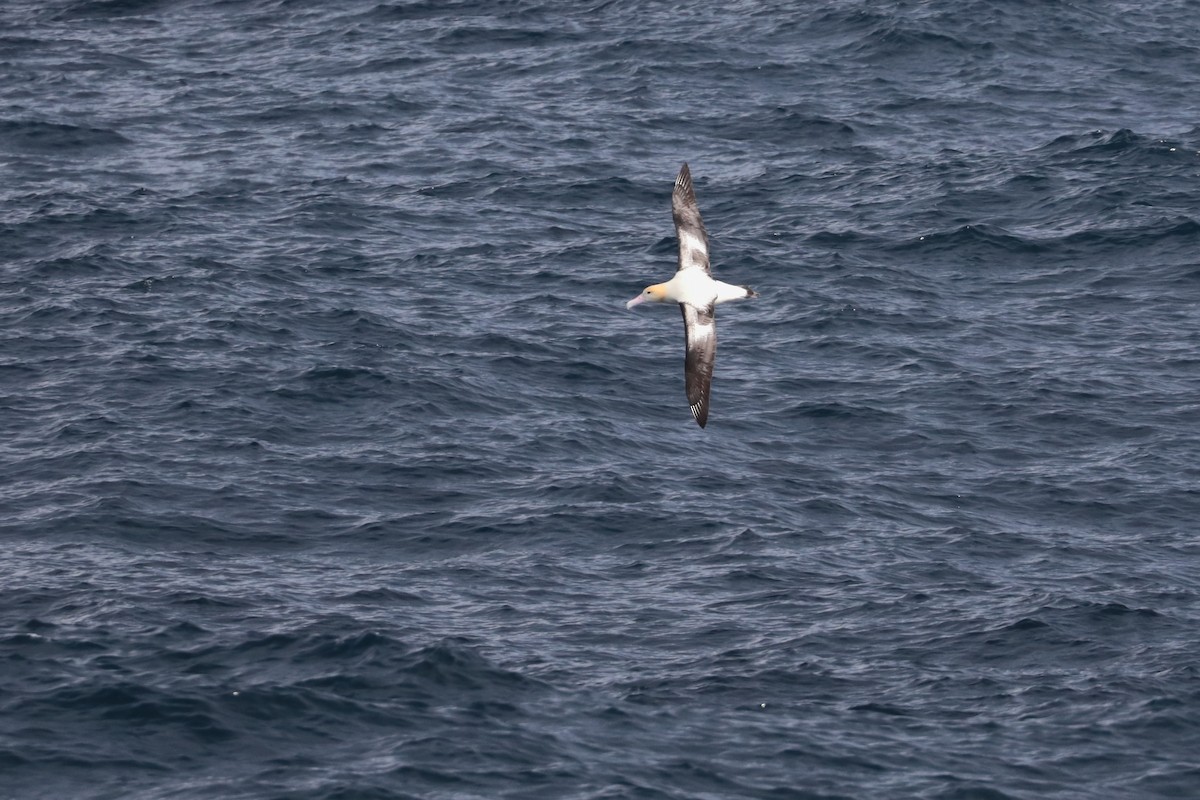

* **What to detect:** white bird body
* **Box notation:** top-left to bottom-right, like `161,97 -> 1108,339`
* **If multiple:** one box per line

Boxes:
625,163 -> 757,428
655,269 -> 754,307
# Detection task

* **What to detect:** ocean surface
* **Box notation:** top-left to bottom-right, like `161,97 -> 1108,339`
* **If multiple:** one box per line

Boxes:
3,1 -> 1200,798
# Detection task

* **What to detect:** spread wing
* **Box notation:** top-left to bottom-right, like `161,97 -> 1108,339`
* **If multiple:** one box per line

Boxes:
672,163 -> 710,275
681,302 -> 717,428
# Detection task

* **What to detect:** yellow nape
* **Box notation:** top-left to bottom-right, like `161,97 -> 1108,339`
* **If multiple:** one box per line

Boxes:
647,283 -> 668,301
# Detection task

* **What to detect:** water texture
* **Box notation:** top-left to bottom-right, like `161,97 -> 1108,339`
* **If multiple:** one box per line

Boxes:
3,1 -> 1200,798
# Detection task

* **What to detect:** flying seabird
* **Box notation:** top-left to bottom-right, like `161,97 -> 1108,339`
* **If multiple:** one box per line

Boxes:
626,163 -> 757,428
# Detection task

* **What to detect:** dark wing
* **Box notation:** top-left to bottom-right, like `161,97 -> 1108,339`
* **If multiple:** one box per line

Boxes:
681,302 -> 717,428
672,163 -> 710,275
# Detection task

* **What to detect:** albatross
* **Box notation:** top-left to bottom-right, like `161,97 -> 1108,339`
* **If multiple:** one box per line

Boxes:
626,163 -> 757,428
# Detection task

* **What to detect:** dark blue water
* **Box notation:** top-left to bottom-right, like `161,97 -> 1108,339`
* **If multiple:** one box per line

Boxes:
4,1 -> 1200,797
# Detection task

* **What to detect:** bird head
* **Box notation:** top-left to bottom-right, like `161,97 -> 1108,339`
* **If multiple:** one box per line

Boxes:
626,283 -> 668,309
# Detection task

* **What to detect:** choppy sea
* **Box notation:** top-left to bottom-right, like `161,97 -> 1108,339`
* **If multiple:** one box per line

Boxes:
4,1 -> 1200,798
